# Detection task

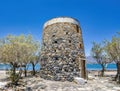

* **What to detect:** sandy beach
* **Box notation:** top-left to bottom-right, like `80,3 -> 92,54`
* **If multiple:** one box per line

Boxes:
0,70 -> 120,91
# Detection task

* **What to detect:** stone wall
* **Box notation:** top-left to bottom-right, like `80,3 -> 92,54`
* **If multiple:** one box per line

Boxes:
40,17 -> 86,81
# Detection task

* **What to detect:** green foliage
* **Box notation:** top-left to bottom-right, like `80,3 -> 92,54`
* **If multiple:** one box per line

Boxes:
0,34 -> 40,85
9,71 -> 20,85
91,42 -> 108,64
104,33 -> 120,63
91,42 -> 103,63
91,32 -> 120,82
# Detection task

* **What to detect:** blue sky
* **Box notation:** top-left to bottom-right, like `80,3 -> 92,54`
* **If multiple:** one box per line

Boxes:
0,0 -> 120,56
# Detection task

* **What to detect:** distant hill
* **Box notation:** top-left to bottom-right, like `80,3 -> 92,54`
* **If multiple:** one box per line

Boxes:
86,56 -> 115,64
86,56 -> 97,64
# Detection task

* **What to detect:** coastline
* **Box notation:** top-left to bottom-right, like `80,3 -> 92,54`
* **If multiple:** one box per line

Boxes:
0,70 -> 120,91
0,63 -> 119,90
0,63 -> 117,71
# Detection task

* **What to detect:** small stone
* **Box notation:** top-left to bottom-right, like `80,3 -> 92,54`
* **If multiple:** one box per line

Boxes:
74,77 -> 87,85
26,87 -> 32,91
113,87 -> 120,90
54,76 -> 61,81
67,76 -> 74,82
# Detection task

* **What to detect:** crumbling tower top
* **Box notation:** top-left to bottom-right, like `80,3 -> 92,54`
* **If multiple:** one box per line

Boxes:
43,17 -> 80,29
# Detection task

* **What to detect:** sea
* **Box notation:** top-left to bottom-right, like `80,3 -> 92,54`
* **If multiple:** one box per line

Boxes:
0,63 -> 117,71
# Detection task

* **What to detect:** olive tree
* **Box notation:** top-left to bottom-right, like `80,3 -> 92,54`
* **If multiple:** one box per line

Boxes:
30,51 -> 40,76
0,35 -> 21,85
91,42 -> 110,76
104,33 -> 120,83
0,34 -> 40,84
19,35 -> 40,77
30,40 -> 40,76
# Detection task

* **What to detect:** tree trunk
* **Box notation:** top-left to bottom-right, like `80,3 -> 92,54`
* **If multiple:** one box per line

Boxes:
13,65 -> 16,75
24,67 -> 27,77
115,62 -> 120,83
32,63 -> 36,76
10,63 -> 16,75
101,64 -> 105,77
13,65 -> 17,85
11,64 -> 18,85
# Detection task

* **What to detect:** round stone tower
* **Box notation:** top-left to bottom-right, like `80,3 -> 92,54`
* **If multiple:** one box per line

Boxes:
40,17 -> 86,81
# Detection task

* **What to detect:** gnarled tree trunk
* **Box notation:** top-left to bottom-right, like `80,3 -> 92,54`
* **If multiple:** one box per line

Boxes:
101,64 -> 105,77
115,62 -> 120,83
24,66 -> 27,77
32,63 -> 36,76
31,61 -> 39,76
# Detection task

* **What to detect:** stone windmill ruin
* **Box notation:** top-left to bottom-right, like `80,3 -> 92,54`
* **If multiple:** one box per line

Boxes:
40,17 -> 86,81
